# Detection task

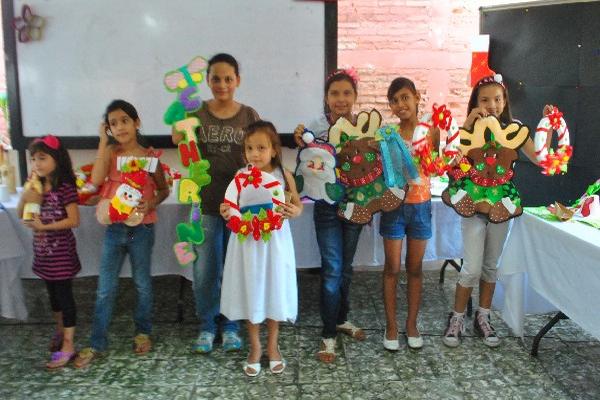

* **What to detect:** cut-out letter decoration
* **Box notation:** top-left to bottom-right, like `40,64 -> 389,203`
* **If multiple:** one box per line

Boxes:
163,56 -> 208,125
163,56 -> 212,266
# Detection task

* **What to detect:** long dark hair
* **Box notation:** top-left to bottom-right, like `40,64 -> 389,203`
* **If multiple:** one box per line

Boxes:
28,137 -> 76,191
467,80 -> 513,124
242,120 -> 283,171
324,69 -> 358,115
387,77 -> 419,114
103,99 -> 145,145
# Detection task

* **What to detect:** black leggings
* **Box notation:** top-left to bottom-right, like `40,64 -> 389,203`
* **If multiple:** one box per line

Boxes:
45,279 -> 76,328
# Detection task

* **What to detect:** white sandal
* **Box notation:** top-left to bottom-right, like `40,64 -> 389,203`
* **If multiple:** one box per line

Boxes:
269,359 -> 287,374
243,361 -> 261,377
269,346 -> 287,374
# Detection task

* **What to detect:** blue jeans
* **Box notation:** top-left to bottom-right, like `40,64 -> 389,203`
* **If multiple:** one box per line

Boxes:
380,200 -> 433,240
90,223 -> 155,351
192,214 -> 238,335
314,201 -> 363,338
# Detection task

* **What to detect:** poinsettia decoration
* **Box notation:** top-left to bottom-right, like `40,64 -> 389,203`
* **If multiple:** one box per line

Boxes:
539,144 -> 573,176
414,145 -> 452,177
226,208 -> 283,243
432,104 -> 452,131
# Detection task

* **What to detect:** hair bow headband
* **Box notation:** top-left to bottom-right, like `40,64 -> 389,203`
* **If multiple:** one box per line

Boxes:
33,134 -> 61,150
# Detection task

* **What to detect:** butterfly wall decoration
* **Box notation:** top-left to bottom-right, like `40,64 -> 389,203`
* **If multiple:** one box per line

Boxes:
12,4 -> 45,43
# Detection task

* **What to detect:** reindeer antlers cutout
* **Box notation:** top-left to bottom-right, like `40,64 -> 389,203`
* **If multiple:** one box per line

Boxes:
328,109 -> 382,146
459,116 -> 529,155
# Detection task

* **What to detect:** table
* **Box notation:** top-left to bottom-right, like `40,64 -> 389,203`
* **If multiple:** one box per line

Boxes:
0,207 -> 28,320
496,212 -> 600,353
1,193 -> 462,320
293,197 -> 463,268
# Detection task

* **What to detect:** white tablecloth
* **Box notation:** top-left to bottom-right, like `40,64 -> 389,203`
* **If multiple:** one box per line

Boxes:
0,193 -> 463,320
293,198 -> 463,268
0,208 -> 28,319
496,212 -> 600,340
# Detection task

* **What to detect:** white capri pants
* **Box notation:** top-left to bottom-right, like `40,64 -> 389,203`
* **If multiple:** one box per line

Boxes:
458,215 -> 511,288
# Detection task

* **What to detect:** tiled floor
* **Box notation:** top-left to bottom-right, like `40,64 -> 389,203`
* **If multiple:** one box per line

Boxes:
1,268 -> 599,399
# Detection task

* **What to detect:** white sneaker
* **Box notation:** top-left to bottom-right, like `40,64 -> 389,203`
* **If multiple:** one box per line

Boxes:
383,330 -> 399,351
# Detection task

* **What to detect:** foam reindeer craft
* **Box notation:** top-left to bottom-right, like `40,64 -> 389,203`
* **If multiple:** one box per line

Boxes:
442,115 -> 529,223
329,109 -> 406,224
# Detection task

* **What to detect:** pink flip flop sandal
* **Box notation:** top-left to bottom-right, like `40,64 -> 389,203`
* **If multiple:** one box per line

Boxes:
46,351 -> 75,369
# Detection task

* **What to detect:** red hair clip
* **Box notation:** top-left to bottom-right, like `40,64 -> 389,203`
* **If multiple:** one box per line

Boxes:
33,134 -> 61,150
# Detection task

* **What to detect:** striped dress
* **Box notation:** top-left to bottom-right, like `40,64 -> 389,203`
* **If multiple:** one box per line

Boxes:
32,183 -> 81,280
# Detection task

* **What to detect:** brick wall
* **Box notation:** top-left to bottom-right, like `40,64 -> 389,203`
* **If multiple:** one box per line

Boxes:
338,0 -> 537,124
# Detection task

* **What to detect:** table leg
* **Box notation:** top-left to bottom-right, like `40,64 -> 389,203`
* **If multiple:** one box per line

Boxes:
466,296 -> 473,318
177,276 -> 186,323
439,259 -> 462,283
439,259 -> 472,317
531,311 -> 569,356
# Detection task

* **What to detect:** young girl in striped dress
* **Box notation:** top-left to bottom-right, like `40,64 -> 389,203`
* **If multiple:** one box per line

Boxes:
18,135 -> 81,369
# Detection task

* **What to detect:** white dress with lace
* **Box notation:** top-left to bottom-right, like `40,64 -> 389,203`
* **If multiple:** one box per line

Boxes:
220,168 -> 298,324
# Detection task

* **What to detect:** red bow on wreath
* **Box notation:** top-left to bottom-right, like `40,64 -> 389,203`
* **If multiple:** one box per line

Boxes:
432,104 -> 452,131
241,166 -> 263,188
547,108 -> 563,130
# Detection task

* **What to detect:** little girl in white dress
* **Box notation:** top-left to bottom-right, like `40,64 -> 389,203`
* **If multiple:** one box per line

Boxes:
220,121 -> 303,377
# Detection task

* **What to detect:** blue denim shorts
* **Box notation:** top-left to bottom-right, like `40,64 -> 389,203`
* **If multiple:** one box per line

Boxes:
379,200 -> 432,240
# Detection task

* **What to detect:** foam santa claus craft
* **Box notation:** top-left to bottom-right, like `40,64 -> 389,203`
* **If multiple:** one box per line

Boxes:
442,115 -> 530,223
294,130 -> 344,204
96,158 -> 153,226
328,109 -> 406,224
223,165 -> 286,243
